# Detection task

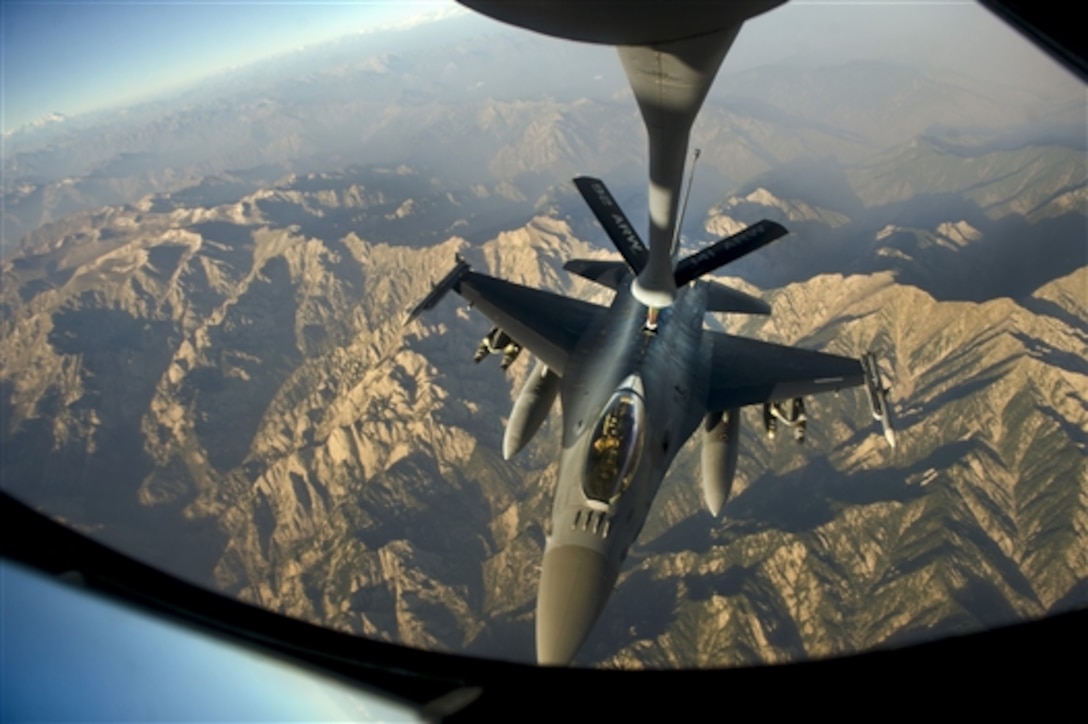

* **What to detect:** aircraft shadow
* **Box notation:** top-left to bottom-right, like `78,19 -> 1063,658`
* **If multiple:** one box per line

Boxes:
722,456 -> 923,536
642,444 -> 998,553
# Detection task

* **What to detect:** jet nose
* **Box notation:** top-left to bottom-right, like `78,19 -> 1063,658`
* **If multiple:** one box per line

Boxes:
535,545 -> 619,666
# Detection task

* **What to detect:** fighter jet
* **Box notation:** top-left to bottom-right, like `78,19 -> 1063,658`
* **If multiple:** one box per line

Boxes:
405,188 -> 895,665
404,1 -> 897,665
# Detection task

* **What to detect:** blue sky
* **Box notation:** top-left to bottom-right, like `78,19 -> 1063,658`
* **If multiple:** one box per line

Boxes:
1,1 -> 1078,134
2,0 -> 458,130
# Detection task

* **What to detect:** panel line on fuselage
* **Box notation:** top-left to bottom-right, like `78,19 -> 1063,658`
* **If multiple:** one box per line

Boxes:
557,278 -> 708,510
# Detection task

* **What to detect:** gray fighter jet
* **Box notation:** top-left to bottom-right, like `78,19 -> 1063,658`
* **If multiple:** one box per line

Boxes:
405,1 -> 897,665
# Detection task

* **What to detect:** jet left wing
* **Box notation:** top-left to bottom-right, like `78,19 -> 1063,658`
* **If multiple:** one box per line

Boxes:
455,271 -> 606,377
705,332 -> 864,410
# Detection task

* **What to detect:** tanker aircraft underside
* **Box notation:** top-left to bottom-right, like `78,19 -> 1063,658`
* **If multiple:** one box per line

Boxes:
405,178 -> 897,665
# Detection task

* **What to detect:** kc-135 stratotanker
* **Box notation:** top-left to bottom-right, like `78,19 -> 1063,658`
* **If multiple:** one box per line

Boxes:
405,0 -> 898,665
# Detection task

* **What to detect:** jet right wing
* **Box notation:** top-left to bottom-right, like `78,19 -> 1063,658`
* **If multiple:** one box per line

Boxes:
455,271 -> 606,377
705,332 -> 864,410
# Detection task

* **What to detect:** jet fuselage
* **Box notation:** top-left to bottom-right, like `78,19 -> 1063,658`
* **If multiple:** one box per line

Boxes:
406,206 -> 876,666
536,273 -> 709,665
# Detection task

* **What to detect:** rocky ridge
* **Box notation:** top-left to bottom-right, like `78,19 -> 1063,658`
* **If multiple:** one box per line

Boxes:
1,155 -> 1084,666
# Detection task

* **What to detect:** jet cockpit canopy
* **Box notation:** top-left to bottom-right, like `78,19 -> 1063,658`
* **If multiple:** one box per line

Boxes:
583,375 -> 646,504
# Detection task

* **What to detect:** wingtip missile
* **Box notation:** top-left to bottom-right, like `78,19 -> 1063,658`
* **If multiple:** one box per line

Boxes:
861,352 -> 898,449
403,255 -> 471,326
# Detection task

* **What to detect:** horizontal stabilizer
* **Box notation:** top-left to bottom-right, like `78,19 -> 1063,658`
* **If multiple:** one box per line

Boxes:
705,281 -> 771,315
674,220 -> 788,287
573,176 -> 648,274
563,259 -> 629,290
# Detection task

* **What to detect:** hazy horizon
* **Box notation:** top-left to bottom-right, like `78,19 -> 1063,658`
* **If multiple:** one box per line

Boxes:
2,0 -> 463,131
3,1 -> 1081,134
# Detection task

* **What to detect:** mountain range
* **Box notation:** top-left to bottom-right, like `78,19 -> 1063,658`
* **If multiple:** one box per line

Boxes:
1,15 -> 1084,667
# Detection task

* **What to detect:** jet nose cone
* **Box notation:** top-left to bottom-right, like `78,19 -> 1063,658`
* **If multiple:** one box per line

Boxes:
536,545 -> 619,666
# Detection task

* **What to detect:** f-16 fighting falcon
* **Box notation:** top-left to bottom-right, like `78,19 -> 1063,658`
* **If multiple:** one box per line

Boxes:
405,0 -> 898,665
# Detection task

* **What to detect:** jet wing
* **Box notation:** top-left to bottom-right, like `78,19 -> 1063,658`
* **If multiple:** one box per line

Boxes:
706,332 -> 864,410
456,271 -> 606,377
